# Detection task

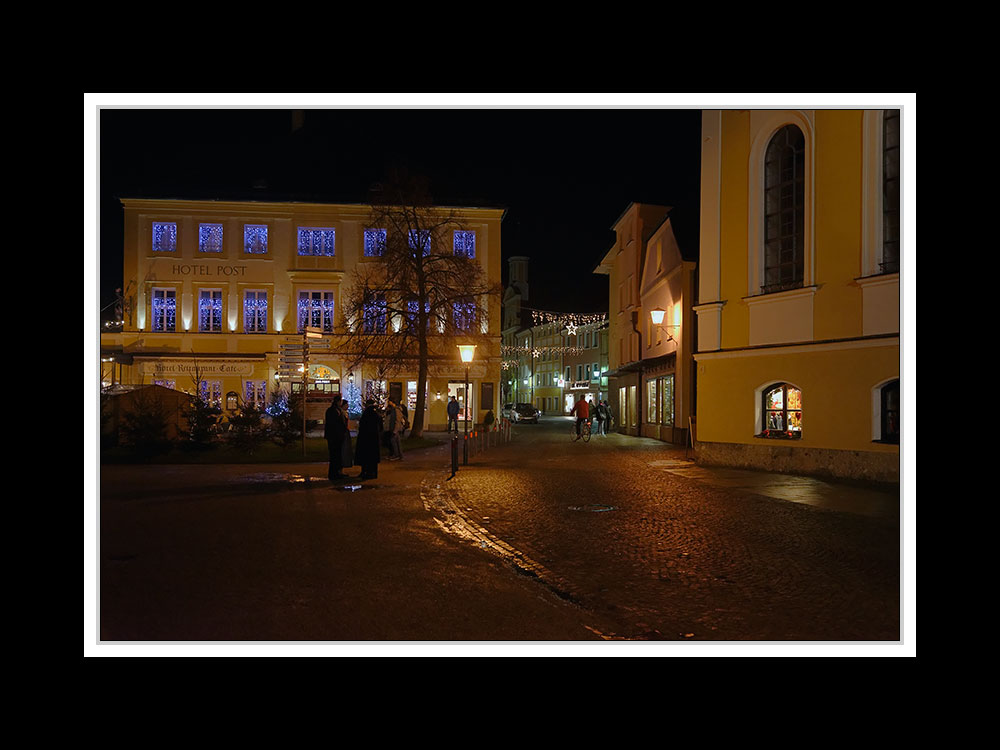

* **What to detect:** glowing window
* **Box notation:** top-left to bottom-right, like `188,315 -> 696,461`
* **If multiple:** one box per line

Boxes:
408,230 -> 431,256
882,111 -> 900,274
298,227 -> 335,256
364,229 -> 387,257
151,288 -> 176,332
363,292 -> 387,334
298,290 -> 335,333
198,289 -> 223,332
244,290 -> 267,333
152,222 -> 176,253
199,223 -> 223,253
244,224 -> 268,254
760,383 -> 802,439
454,230 -> 476,258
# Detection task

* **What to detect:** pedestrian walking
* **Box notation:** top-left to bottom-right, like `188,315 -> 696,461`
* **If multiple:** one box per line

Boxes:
602,401 -> 614,435
354,399 -> 384,480
324,395 -> 349,480
594,400 -> 606,436
447,396 -> 460,433
386,398 -> 405,461
570,394 -> 590,440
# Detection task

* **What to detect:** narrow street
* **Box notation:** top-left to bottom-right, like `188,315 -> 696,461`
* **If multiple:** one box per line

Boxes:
97,417 -> 901,645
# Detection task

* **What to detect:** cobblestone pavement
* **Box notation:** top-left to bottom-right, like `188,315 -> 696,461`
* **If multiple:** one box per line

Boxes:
429,418 -> 901,642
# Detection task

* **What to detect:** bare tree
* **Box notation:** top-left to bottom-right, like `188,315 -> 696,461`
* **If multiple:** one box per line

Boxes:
340,172 -> 501,438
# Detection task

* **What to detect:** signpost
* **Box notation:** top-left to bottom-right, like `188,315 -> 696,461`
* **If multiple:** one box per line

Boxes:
276,327 -> 323,456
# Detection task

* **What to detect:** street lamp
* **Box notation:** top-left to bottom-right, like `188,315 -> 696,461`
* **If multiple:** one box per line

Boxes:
649,308 -> 679,342
457,344 -> 476,465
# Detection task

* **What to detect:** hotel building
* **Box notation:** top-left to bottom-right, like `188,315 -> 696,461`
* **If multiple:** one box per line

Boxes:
100,198 -> 504,430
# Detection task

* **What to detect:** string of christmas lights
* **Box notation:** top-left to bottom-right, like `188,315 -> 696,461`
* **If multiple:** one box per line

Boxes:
528,308 -> 607,332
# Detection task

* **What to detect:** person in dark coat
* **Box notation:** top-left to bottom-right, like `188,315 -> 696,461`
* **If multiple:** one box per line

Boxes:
340,398 -> 353,469
354,399 -> 384,480
324,395 -> 349,481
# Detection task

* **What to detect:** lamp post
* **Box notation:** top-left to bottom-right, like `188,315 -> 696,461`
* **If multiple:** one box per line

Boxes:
457,344 -> 476,465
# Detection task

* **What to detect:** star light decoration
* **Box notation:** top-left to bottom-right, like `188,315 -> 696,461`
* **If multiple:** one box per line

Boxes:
565,322 -> 578,336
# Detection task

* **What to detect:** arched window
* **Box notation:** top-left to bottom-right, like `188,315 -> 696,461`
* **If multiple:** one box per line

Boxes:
760,383 -> 803,439
879,379 -> 900,444
881,110 -> 900,274
762,125 -> 805,294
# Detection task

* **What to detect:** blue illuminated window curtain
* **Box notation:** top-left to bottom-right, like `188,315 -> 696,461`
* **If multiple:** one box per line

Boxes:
297,227 -> 336,256
244,290 -> 267,333
244,380 -> 267,408
297,291 -> 335,332
408,230 -> 431,256
244,224 -> 268,254
407,299 -> 431,332
200,380 -> 223,407
453,231 -> 476,258
452,299 -> 476,331
199,223 -> 223,253
151,289 -> 176,332
152,222 -> 177,253
199,290 -> 223,332
363,292 -> 387,334
364,229 -> 386,257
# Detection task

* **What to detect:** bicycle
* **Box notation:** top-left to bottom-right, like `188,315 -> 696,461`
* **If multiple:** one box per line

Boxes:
572,418 -> 592,443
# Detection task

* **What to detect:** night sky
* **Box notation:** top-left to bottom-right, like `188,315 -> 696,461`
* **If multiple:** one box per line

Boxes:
98,107 -> 703,322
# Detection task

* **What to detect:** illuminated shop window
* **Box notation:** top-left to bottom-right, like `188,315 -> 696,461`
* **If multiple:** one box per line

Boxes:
363,292 -> 387,334
762,125 -> 805,294
199,223 -> 224,253
364,228 -> 386,257
297,290 -> 335,333
151,288 -> 176,332
880,379 -> 900,444
882,110 -> 900,274
152,222 -> 177,253
226,391 -> 240,411
298,227 -> 336,256
153,379 -> 176,390
198,289 -> 223,332
660,374 -> 674,427
760,383 -> 802,439
200,380 -> 223,408
244,224 -> 268,254
454,230 -> 476,258
244,290 -> 268,333
646,379 -> 658,423
408,229 -> 431,256
244,380 -> 267,409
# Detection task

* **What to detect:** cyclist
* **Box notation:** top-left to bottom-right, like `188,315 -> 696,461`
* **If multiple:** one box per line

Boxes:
571,394 -> 590,441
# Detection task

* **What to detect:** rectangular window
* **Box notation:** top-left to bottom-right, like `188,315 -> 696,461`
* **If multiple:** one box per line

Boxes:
244,224 -> 268,254
199,223 -> 224,253
619,389 -> 626,429
298,227 -> 336,256
198,289 -> 224,332
628,385 -> 637,427
585,364 -> 591,381
151,288 -> 176,332
244,290 -> 268,333
453,230 -> 476,258
647,379 -> 658,423
660,375 -> 674,426
153,379 -> 176,390
577,365 -> 583,381
298,291 -> 335,333
200,380 -> 223,408
408,229 -> 431,256
592,363 -> 600,381
452,299 -> 476,331
244,380 -> 267,409
364,228 -> 387,257
363,292 -> 387,334
152,222 -> 177,253
407,299 -> 431,332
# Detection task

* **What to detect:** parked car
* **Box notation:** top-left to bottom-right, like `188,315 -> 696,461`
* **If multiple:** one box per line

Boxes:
514,403 -> 540,423
501,403 -> 520,422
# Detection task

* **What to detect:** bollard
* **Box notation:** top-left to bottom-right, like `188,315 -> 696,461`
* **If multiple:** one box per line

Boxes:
463,433 -> 468,465
451,435 -> 459,477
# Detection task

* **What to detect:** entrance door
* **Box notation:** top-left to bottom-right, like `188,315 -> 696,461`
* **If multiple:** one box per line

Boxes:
448,381 -> 474,424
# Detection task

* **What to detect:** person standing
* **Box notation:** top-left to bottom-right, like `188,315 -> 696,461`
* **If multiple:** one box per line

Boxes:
603,401 -> 614,434
324,395 -> 349,480
594,399 -> 606,436
340,397 -> 353,469
447,396 -> 460,434
354,399 -> 384,480
571,394 -> 590,440
386,398 -> 404,461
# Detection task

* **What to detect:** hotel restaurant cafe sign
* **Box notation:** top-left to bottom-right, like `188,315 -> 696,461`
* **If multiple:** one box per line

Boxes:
139,358 -> 257,378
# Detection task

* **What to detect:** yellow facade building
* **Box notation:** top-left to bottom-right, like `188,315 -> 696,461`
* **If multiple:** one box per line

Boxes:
101,198 -> 504,431
693,110 -> 900,481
